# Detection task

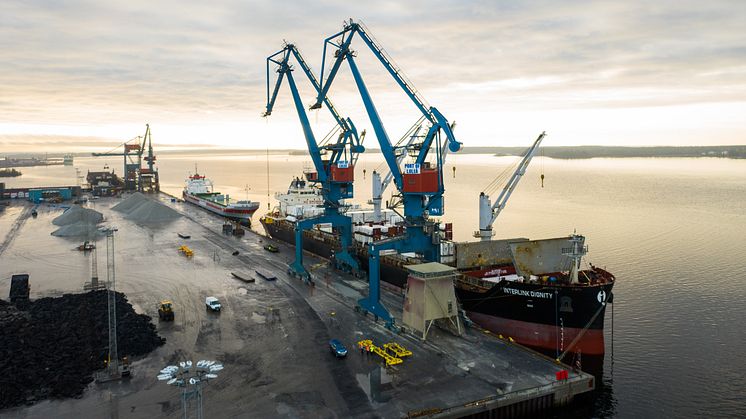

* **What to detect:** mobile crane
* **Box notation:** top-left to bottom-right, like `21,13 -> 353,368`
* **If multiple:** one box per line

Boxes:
264,42 -> 365,283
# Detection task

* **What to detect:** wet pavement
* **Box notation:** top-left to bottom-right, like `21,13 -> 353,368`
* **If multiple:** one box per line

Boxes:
0,195 -> 592,418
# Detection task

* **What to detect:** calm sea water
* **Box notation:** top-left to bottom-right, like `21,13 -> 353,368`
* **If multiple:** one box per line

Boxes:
5,153 -> 746,418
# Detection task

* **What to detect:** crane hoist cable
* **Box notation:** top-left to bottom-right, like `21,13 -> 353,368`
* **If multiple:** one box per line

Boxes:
373,115 -> 426,174
482,148 -> 530,196
540,146 -> 546,188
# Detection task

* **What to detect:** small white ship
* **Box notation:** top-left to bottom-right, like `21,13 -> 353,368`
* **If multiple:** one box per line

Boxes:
182,172 -> 259,224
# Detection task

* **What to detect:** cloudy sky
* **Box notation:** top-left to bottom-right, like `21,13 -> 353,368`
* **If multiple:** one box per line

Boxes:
1,0 -> 745,151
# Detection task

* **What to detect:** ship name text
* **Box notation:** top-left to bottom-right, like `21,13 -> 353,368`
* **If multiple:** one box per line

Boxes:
502,288 -> 553,299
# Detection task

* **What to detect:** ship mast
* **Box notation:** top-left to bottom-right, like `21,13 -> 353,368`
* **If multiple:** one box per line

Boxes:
562,233 -> 587,283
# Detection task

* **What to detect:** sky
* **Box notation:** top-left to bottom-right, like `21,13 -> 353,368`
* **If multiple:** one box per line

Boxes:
1,0 -> 745,152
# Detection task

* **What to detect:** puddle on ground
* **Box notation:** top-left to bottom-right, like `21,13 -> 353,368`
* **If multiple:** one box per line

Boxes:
355,366 -> 393,403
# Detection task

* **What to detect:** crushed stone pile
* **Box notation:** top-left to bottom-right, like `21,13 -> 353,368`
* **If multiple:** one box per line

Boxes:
0,291 -> 165,409
51,205 -> 104,238
51,222 -> 103,238
111,192 -> 148,213
113,193 -> 179,224
52,205 -> 103,226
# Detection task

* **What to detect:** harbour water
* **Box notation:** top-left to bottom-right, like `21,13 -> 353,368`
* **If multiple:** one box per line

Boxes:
4,152 -> 746,417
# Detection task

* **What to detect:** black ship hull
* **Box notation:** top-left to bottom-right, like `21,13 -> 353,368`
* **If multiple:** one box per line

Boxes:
457,278 -> 613,356
261,217 -> 614,358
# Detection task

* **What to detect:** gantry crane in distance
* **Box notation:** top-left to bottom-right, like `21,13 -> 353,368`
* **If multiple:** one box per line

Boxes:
313,19 -> 462,326
476,132 -> 546,241
264,42 -> 366,283
92,124 -> 159,192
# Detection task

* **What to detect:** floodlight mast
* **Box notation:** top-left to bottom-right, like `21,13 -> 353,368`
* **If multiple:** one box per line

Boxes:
105,228 -> 118,375
158,360 -> 223,419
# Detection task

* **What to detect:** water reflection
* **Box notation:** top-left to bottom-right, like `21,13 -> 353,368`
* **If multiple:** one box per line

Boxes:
355,366 -> 393,404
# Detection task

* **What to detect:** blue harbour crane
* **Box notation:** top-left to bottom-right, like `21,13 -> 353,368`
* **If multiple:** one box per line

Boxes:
264,42 -> 365,284
313,19 -> 462,326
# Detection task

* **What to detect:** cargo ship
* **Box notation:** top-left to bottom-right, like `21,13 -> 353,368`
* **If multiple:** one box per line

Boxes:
260,178 -> 615,361
183,172 -> 259,225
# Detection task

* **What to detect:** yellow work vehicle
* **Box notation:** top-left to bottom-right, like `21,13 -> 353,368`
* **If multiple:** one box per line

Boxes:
158,300 -> 175,321
178,245 -> 193,257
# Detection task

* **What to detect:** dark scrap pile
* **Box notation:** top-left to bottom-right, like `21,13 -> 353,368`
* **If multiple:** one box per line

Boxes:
0,291 -> 165,409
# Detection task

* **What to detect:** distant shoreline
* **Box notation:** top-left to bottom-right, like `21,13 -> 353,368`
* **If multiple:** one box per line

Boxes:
485,145 -> 746,159
4,145 -> 745,159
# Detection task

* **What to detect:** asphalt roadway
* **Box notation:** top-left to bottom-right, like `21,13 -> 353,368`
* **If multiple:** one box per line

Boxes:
0,195 -> 591,418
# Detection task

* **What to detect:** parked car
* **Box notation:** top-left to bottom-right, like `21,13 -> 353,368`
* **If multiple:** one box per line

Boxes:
263,244 -> 279,253
329,339 -> 347,358
205,296 -> 222,312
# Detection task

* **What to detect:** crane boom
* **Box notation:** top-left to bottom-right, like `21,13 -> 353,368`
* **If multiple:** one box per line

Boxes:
476,131 -> 546,241
315,19 -> 461,209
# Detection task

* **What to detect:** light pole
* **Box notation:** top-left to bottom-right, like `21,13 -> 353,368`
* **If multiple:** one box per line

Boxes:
158,360 -> 223,419
96,227 -> 127,382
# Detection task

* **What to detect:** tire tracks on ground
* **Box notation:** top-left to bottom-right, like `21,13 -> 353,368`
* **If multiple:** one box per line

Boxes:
0,206 -> 31,257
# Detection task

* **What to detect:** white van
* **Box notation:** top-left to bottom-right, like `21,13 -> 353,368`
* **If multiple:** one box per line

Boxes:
205,296 -> 221,312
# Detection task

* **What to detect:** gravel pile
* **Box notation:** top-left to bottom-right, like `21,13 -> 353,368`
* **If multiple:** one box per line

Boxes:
51,205 -> 104,238
52,205 -> 103,226
0,291 -> 165,409
51,222 -> 102,238
113,193 -> 179,224
111,192 -> 148,213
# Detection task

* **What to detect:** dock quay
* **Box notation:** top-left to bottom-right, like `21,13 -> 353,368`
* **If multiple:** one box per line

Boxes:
0,192 -> 594,418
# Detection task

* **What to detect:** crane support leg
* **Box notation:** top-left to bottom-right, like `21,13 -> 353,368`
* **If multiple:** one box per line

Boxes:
288,225 -> 312,284
359,238 -> 403,329
289,211 -> 361,284
324,211 -> 360,274
360,249 -> 393,326
358,225 -> 440,330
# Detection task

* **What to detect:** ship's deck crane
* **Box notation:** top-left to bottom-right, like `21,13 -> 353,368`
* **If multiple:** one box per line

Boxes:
476,132 -> 546,241
91,124 -> 159,192
313,19 -> 462,326
264,42 -> 365,283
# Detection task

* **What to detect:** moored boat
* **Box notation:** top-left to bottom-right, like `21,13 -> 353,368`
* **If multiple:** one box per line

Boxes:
182,172 -> 259,225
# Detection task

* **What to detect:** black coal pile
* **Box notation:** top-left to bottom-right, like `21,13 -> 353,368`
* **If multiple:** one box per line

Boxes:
0,290 -> 165,409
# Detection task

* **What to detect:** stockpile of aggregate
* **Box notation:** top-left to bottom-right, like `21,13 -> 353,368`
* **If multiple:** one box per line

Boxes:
112,192 -> 179,223
0,291 -> 165,409
51,205 -> 104,238
52,206 -> 103,226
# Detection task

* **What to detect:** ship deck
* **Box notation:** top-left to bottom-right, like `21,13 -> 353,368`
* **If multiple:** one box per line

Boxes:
0,192 -> 596,418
